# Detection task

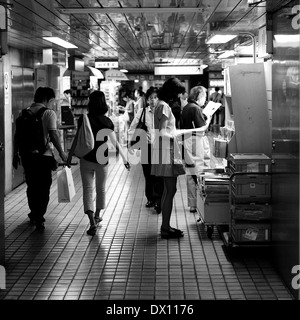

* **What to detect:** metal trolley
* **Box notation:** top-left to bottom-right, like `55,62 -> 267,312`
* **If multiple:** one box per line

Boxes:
196,173 -> 231,239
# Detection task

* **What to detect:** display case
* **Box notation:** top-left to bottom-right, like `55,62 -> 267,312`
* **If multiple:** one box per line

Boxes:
70,71 -> 90,118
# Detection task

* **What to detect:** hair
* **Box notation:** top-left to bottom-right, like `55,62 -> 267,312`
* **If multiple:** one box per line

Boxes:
34,87 -> 55,103
88,90 -> 108,115
189,86 -> 207,101
121,88 -> 133,99
145,86 -> 158,100
64,89 -> 72,95
157,77 -> 186,103
215,87 -> 220,92
135,88 -> 145,98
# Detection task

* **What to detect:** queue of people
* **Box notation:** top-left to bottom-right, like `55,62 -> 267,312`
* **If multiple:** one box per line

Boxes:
13,78 -> 214,239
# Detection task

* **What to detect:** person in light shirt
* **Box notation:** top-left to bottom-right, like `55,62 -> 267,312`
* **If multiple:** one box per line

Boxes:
128,87 -> 163,213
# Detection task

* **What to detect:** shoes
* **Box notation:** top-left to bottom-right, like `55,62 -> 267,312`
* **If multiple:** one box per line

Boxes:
190,207 -> 197,213
87,225 -> 97,236
28,213 -> 36,224
35,223 -> 45,231
154,203 -> 161,214
145,201 -> 155,208
94,216 -> 102,226
161,227 -> 184,239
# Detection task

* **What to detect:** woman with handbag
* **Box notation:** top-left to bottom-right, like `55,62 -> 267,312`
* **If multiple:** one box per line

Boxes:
67,91 -> 130,236
151,78 -> 186,239
128,87 -> 163,213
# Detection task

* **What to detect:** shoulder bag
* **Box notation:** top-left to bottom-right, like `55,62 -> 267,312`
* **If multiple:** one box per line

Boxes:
129,108 -> 148,149
74,114 -> 95,158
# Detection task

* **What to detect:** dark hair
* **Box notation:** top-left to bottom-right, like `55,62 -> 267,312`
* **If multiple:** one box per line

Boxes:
64,89 -> 72,95
145,86 -> 158,100
215,87 -> 220,92
88,91 -> 108,115
34,87 -> 55,103
135,88 -> 145,97
157,77 -> 186,104
122,88 -> 133,99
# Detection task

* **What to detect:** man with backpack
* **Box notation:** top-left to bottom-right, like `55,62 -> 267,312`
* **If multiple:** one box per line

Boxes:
13,87 -> 68,230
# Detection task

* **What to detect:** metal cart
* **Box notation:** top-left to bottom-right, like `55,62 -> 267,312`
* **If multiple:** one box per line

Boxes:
196,173 -> 230,238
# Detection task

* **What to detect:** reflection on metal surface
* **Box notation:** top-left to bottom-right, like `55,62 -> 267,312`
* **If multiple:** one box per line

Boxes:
271,0 -> 299,299
6,0 -> 267,72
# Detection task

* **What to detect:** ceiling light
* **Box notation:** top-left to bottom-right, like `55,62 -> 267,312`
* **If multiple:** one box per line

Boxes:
120,69 -> 128,73
206,33 -> 238,44
154,66 -> 204,75
43,37 -> 78,49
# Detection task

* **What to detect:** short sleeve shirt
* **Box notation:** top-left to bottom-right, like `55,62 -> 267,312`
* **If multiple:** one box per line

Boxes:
153,100 -> 176,150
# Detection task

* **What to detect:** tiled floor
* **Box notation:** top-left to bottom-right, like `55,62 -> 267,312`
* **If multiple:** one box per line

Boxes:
0,155 -> 294,300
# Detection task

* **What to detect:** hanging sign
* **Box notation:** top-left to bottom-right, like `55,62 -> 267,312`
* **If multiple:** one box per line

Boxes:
105,69 -> 129,81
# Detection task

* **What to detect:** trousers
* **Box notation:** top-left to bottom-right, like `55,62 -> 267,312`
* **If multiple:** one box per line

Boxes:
21,154 -> 53,224
80,158 -> 108,213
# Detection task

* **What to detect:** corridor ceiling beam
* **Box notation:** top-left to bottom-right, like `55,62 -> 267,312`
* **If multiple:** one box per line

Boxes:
57,7 -> 204,14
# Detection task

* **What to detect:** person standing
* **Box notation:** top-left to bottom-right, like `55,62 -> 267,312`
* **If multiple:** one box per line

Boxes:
67,91 -> 130,236
181,86 -> 212,213
151,77 -> 186,239
128,87 -> 163,213
13,87 -> 68,230
134,88 -> 146,115
209,86 -> 224,127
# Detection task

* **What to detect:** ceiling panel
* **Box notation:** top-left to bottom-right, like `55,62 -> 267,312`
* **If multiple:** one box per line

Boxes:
2,0 -> 275,72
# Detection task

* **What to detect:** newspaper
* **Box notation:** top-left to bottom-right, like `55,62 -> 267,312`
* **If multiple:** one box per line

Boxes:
202,101 -> 222,118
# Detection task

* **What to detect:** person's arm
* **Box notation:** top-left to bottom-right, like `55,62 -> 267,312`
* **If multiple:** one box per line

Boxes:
108,130 -> 130,170
12,129 -> 21,169
49,130 -> 67,162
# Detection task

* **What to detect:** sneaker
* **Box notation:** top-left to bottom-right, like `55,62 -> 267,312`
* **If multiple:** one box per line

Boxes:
190,207 -> 197,213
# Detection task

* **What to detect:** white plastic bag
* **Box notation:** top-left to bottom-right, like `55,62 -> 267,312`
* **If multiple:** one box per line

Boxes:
74,114 -> 95,158
57,166 -> 75,203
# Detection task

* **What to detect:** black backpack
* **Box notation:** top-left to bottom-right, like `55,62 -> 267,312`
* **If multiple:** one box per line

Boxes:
15,107 -> 48,157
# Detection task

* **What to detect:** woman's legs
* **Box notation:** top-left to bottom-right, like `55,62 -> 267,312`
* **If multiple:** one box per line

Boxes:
80,159 -> 97,233
161,176 -> 177,230
94,164 -> 108,222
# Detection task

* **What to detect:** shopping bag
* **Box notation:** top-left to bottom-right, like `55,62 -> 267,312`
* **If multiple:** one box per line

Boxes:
74,114 -> 95,158
57,166 -> 76,203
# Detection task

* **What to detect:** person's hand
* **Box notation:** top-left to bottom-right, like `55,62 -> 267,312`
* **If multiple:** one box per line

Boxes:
60,151 -> 68,163
13,153 -> 21,170
66,153 -> 73,167
124,161 -> 130,171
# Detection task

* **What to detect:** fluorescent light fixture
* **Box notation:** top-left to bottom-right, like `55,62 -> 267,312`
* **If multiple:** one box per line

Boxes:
217,50 -> 235,59
120,69 -> 128,73
206,33 -> 238,44
154,66 -> 203,75
43,37 -> 78,49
